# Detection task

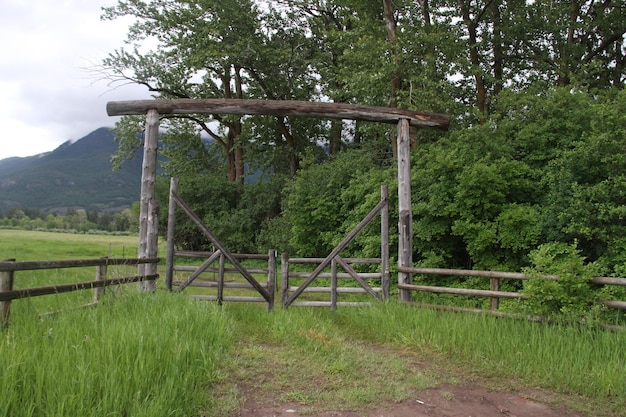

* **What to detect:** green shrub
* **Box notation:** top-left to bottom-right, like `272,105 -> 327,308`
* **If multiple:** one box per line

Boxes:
521,242 -> 604,324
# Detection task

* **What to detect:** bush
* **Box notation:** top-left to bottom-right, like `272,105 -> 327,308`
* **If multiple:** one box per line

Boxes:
521,242 -> 605,324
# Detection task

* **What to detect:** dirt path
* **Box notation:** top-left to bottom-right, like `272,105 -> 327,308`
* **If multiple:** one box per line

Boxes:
220,340 -> 593,417
237,383 -> 586,417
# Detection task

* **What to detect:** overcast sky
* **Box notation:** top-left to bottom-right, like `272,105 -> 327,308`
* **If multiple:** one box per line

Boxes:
0,0 -> 150,161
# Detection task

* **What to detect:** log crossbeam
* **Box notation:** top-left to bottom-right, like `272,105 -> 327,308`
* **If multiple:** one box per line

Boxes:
107,99 -> 450,130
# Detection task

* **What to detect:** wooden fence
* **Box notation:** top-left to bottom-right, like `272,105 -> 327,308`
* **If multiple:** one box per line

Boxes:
170,250 -> 276,309
397,266 -> 626,313
281,254 -> 388,309
0,257 -> 159,326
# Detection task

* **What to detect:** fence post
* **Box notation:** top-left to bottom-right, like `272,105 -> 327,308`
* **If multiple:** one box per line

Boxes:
381,185 -> 390,301
165,177 -> 179,291
281,253 -> 289,307
267,250 -> 276,311
397,118 -> 413,302
93,257 -> 107,303
331,258 -> 338,311
0,259 -> 15,327
490,277 -> 500,310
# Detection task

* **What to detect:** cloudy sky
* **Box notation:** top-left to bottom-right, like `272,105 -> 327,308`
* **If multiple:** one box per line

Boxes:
0,0 -> 150,160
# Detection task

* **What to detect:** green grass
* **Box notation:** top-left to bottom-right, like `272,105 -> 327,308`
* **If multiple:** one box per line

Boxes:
1,230 -> 625,416
1,292 -> 231,417
0,229 -> 138,261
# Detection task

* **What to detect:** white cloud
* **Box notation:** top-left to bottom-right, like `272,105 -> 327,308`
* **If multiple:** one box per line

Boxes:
0,0 -> 150,160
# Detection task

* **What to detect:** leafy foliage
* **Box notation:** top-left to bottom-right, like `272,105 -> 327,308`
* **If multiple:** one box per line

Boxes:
283,149 -> 393,257
521,242 -> 604,324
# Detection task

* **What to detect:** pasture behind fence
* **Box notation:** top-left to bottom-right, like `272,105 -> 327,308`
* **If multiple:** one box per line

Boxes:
0,257 -> 159,326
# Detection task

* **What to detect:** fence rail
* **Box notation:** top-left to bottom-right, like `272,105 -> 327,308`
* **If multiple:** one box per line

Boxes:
398,266 -> 626,312
0,257 -> 159,326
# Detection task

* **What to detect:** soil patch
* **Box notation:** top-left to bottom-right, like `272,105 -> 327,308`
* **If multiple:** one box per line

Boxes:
223,341 -> 591,417
237,383 -> 585,417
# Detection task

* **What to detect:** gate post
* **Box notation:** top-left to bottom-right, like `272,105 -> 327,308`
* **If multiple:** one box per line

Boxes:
138,108 -> 160,292
397,119 -> 413,302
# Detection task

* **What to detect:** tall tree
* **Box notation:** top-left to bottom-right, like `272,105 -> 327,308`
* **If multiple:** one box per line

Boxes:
102,0 -> 327,180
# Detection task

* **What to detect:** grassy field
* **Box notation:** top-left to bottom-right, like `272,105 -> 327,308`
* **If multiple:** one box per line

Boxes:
1,230 -> 624,416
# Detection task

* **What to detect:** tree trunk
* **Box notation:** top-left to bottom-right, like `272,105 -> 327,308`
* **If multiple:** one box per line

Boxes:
418,0 -> 431,27
491,0 -> 504,106
329,120 -> 342,155
382,0 -> 401,107
459,0 -> 487,116
558,0 -> 581,86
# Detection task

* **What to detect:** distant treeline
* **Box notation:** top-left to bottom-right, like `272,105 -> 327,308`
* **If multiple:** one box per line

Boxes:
0,205 -> 139,234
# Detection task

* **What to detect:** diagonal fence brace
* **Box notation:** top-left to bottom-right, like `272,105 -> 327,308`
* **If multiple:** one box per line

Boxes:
171,192 -> 271,302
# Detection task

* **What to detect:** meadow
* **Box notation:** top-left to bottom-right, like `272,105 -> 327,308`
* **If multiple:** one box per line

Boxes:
0,230 -> 624,416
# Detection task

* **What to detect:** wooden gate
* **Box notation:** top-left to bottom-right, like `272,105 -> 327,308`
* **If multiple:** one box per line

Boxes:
164,178 -> 274,310
282,185 -> 389,308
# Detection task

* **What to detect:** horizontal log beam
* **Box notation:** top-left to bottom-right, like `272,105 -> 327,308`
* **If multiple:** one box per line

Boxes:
289,301 -> 373,307
174,251 -> 270,260
106,99 -> 450,130
400,267 -> 626,286
0,275 -> 158,302
0,258 -> 159,272
397,283 -> 525,299
287,286 -> 383,293
191,295 -> 267,303
286,257 -> 382,264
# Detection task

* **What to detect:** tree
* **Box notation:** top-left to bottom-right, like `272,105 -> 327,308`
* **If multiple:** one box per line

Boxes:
102,0 -> 329,181
409,87 -> 626,276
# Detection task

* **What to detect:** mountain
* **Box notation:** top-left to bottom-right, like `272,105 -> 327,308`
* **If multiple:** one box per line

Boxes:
0,128 -> 144,214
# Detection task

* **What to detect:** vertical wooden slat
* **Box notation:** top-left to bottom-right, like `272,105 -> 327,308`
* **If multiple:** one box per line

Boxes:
165,177 -> 179,291
281,253 -> 290,307
217,253 -> 225,305
93,257 -> 107,303
381,185 -> 390,300
138,109 -> 160,292
267,249 -> 276,311
397,118 -> 413,302
331,259 -> 338,311
0,259 -> 15,327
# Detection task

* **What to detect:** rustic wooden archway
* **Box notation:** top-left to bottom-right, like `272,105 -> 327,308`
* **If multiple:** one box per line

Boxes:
106,99 -> 450,300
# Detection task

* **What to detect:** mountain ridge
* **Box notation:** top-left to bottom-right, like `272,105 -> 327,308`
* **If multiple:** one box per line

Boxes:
0,128 -> 144,215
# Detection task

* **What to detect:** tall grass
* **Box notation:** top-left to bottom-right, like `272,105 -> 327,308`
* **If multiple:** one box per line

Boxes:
0,292 -> 231,417
333,303 -> 626,406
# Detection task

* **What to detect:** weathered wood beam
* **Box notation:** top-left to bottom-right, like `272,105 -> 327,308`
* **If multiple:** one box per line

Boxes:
107,99 -> 450,130
397,119 -> 413,302
137,109 -> 159,293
